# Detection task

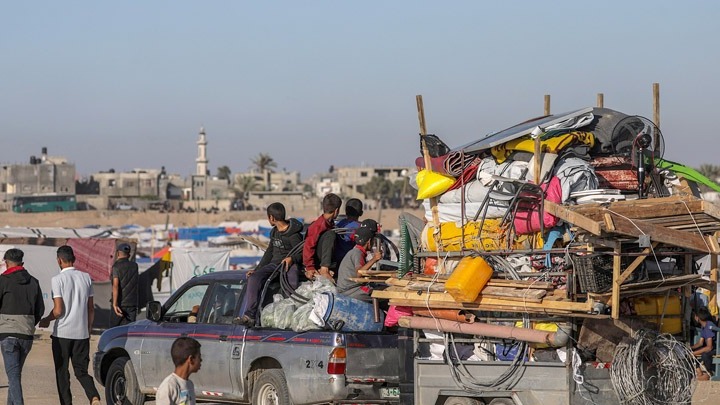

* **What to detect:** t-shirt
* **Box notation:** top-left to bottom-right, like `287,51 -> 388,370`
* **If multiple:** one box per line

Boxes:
700,321 -> 717,353
112,258 -> 139,307
334,218 -> 360,264
156,373 -> 196,405
50,267 -> 94,340
337,246 -> 371,302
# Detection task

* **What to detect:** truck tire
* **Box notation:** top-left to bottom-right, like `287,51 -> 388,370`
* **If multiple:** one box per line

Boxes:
444,397 -> 484,405
252,369 -> 291,405
105,357 -> 145,405
488,399 -> 515,405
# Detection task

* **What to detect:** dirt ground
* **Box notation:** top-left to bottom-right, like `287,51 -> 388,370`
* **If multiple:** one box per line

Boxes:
0,208 -> 424,231
0,331 -> 718,405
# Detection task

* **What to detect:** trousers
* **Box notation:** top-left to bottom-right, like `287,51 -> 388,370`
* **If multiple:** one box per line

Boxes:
51,336 -> 100,405
1,337 -> 33,405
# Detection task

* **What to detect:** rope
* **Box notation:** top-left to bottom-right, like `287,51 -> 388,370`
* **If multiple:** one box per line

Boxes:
680,200 -> 713,253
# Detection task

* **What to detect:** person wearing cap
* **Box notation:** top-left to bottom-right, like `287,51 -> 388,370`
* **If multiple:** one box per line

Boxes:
112,243 -> 139,325
334,198 -> 365,265
336,227 -> 382,303
0,248 -> 44,405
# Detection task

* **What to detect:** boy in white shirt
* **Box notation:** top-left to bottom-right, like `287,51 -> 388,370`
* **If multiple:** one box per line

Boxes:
156,337 -> 202,405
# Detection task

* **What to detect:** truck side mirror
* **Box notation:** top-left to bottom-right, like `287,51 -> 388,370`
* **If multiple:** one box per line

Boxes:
146,301 -> 163,322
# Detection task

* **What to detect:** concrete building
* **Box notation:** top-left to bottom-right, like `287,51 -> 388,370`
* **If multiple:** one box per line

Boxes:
334,166 -> 411,200
0,147 -> 75,208
245,190 -> 312,212
233,169 -> 302,193
93,169 -> 163,198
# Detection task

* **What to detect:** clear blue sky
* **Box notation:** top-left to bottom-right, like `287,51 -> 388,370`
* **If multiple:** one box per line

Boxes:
2,1 -> 719,179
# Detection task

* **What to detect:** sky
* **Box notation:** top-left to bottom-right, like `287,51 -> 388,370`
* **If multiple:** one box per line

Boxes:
2,1 -> 720,179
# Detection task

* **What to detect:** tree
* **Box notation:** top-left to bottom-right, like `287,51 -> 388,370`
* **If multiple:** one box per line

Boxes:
697,164 -> 720,182
696,164 -> 720,193
216,165 -> 231,181
362,177 -> 393,208
251,153 -> 277,173
234,175 -> 261,194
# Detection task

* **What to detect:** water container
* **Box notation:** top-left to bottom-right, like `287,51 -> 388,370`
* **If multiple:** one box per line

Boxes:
445,256 -> 493,302
632,295 -> 682,334
322,292 -> 384,332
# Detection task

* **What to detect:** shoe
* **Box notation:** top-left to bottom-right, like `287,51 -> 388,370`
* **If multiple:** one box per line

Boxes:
91,398 -> 101,405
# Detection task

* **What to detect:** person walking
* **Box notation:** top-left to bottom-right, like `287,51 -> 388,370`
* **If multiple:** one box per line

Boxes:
111,243 -> 139,325
39,245 -> 101,405
0,248 -> 44,405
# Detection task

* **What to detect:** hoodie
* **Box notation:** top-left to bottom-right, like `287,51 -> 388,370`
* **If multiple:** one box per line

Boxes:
0,267 -> 44,339
257,218 -> 304,268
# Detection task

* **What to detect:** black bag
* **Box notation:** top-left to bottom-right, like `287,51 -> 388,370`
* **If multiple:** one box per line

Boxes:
420,134 -> 451,158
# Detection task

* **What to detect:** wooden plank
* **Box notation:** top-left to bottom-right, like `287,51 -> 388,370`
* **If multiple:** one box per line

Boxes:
702,200 -> 720,221
544,200 -> 601,235
604,212 -> 713,253
390,277 -> 555,290
372,289 -> 592,312
387,299 -> 575,315
611,244 -> 621,319
482,286 -> 547,300
617,243 -> 659,285
570,195 -> 700,219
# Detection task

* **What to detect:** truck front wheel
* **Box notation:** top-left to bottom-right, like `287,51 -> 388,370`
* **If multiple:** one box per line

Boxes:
105,357 -> 145,405
252,369 -> 291,405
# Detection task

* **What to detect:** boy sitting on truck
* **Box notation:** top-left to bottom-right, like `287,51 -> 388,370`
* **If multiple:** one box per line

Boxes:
303,193 -> 342,281
156,337 -> 202,405
239,202 -> 303,327
337,226 -> 382,302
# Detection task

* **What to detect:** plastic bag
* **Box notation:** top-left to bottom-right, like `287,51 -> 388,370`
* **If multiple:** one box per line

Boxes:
291,302 -> 319,332
416,169 -> 456,200
260,294 -> 285,328
274,298 -> 297,330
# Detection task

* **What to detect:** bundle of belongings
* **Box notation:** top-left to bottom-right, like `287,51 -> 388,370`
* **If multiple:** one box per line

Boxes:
411,107 -> 720,258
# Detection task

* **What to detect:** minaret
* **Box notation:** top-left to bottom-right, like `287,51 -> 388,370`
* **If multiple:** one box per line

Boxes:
196,126 -> 208,176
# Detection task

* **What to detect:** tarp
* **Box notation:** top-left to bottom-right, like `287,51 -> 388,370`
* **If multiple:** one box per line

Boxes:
66,238 -> 118,282
177,227 -> 227,241
170,247 -> 231,291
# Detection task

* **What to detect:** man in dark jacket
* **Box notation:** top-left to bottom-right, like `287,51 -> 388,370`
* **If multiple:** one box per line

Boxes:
238,202 -> 303,327
0,248 -> 44,405
112,243 -> 139,326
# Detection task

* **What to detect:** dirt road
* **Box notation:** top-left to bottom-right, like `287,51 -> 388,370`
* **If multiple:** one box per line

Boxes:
0,331 -> 718,405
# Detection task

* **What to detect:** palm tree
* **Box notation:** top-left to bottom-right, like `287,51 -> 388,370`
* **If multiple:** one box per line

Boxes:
234,175 -> 261,195
251,153 -> 277,173
216,165 -> 231,182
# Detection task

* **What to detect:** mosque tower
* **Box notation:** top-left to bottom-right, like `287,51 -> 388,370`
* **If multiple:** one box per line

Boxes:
196,126 -> 208,176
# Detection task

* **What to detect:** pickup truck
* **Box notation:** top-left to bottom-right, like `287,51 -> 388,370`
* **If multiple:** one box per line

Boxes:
94,270 -> 400,405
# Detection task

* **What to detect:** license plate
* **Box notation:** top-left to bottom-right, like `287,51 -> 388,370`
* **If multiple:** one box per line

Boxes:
380,387 -> 400,399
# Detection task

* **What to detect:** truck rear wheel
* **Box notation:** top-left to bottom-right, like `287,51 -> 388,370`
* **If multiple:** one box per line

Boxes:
105,357 -> 145,405
444,397 -> 484,405
488,399 -> 515,405
252,369 -> 291,405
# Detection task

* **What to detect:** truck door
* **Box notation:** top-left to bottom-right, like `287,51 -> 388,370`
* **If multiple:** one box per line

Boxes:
140,282 -> 209,389
192,280 -> 246,398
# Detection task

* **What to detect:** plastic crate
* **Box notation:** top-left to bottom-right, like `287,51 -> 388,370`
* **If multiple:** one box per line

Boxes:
573,254 -> 613,293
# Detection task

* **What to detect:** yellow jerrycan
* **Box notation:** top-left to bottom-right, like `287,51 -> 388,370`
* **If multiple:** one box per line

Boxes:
445,256 -> 493,302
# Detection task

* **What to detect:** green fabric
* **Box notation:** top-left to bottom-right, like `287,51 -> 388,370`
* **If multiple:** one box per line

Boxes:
656,159 -> 720,192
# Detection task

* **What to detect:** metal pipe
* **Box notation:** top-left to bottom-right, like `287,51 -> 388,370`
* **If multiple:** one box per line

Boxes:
398,316 -> 570,347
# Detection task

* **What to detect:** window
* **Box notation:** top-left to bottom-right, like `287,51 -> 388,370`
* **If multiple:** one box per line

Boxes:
108,179 -> 116,187
200,282 -> 245,324
360,171 -> 368,177
164,284 -> 210,322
